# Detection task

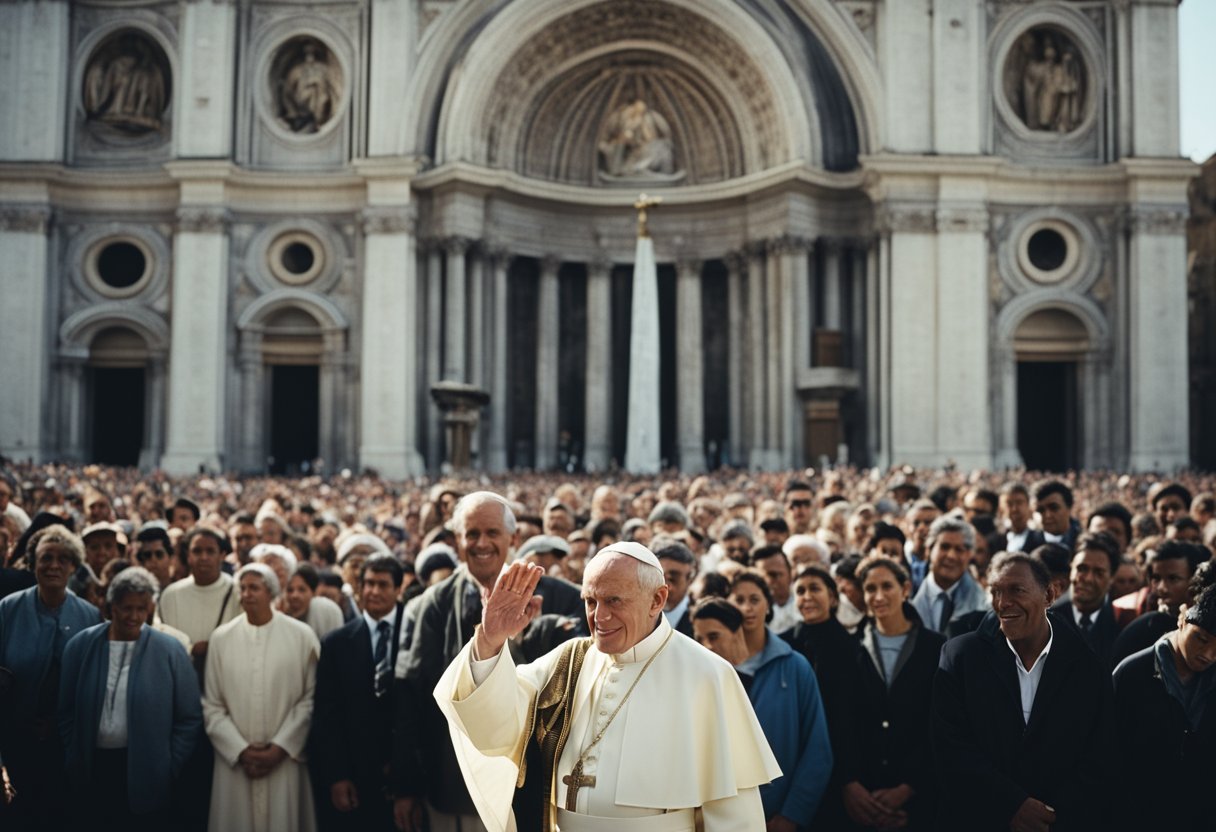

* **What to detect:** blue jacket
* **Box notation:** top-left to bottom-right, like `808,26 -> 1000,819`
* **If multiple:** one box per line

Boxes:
0,586 -> 101,722
58,623 -> 202,814
747,628 -> 833,826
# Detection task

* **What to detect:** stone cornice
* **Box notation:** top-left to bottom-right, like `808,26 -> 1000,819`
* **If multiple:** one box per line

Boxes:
0,205 -> 52,234
176,206 -> 229,234
361,206 -> 417,236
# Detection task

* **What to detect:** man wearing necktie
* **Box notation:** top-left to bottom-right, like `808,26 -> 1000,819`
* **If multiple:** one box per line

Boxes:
910,516 -> 989,634
309,553 -> 406,831
1049,532 -> 1126,668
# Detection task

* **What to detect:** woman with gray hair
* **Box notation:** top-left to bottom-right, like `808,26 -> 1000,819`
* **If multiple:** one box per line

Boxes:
203,562 -> 321,832
0,525 -> 101,828
58,566 -> 202,828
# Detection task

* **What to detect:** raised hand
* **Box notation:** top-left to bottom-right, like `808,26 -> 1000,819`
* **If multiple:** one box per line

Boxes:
474,561 -> 545,658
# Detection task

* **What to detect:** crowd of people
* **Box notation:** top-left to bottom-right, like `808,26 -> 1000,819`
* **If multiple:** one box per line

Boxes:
1,460 -> 1216,831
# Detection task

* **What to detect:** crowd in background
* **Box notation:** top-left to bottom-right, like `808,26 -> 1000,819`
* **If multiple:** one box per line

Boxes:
2,460 -> 1216,831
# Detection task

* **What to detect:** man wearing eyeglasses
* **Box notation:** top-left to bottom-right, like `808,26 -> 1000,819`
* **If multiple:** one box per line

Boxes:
783,481 -> 815,536
310,553 -> 405,832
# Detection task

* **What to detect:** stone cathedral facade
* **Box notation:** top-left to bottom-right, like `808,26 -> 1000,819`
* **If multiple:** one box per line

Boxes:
0,0 -> 1195,477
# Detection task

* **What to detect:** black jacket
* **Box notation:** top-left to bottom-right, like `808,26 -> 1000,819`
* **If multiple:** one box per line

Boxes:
310,604 -> 404,830
1050,594 -> 1122,668
1110,610 -> 1175,667
842,607 -> 944,830
782,618 -> 866,830
932,613 -> 1114,832
1112,644 -> 1216,831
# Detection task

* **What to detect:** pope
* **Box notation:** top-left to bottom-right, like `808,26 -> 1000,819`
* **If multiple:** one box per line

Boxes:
434,541 -> 780,832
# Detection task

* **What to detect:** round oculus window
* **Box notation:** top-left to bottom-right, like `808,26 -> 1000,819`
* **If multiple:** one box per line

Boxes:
85,236 -> 154,298
1017,220 -> 1080,286
267,232 -> 324,285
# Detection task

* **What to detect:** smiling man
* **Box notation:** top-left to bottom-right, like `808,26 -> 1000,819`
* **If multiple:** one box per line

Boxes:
1051,532 -> 1125,667
910,516 -> 988,633
434,541 -> 779,832
932,552 -> 1114,832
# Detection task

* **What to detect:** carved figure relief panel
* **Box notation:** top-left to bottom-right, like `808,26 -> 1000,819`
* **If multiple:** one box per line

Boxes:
989,8 -> 1109,164
239,4 -> 365,169
70,10 -> 178,166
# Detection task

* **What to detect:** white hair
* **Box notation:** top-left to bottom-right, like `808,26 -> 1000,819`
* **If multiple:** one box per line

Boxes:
451,491 -> 517,536
784,534 -> 831,565
106,566 -> 160,605
236,562 -> 281,599
251,543 -> 297,574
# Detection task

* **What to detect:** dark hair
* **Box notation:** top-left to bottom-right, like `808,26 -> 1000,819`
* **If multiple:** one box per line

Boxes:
759,518 -> 790,535
988,551 -> 1052,591
857,554 -> 910,587
820,494 -> 847,508
362,552 -> 405,587
317,570 -> 344,590
183,525 -> 229,555
1088,502 -> 1133,544
1075,532 -> 1121,574
864,521 -> 906,552
135,526 -> 172,549
290,561 -> 320,592
11,512 -> 75,567
1000,481 -> 1030,500
1132,512 -> 1162,540
970,514 -> 997,537
928,484 -> 957,513
290,534 -> 313,562
1153,483 -> 1194,510
1033,479 -> 1074,509
794,565 -> 839,600
589,518 -> 621,545
1190,561 -> 1216,598
749,545 -> 789,571
965,488 -> 1000,513
230,512 -> 257,527
834,553 -> 864,582
1029,543 -> 1072,581
1150,541 -> 1209,576
1185,584 -> 1216,634
693,571 -> 731,602
691,597 -> 743,631
729,569 -> 774,624
1170,517 -> 1202,536
166,497 -> 201,522
651,536 -> 696,567
783,480 -> 813,498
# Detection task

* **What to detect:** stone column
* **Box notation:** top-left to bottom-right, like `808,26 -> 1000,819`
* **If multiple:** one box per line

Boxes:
1127,2 -> 1181,157
935,204 -> 991,469
534,257 -> 561,470
425,245 -> 443,468
367,0 -> 417,156
486,252 -> 511,471
877,230 -> 893,468
1128,207 -> 1189,469
0,206 -> 52,460
237,332 -> 264,472
360,207 -> 424,477
319,330 -> 343,470
783,241 -> 810,467
0,1 -> 68,160
162,203 -> 228,474
725,254 -> 745,467
931,0 -> 982,153
443,237 -> 468,381
176,0 -> 236,158
763,244 -> 784,469
676,258 -> 705,473
864,241 -> 880,464
139,352 -> 168,470
468,249 -> 485,390
57,351 -> 88,462
583,257 -> 613,471
746,244 -> 767,464
992,345 -> 1022,469
849,244 -> 866,372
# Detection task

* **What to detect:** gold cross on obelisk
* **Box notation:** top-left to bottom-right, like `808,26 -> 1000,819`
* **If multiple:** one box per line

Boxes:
634,193 -> 662,238
562,759 -> 597,810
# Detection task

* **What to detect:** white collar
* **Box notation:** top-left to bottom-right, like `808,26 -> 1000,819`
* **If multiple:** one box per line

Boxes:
608,615 -> 672,665
1005,619 -> 1054,673
664,593 -> 691,624
926,572 -> 962,601
364,603 -> 398,632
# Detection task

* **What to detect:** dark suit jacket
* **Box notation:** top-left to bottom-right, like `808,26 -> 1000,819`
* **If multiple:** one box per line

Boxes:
1005,528 -> 1046,553
1050,594 -> 1122,668
672,605 -> 693,638
932,614 -> 1114,832
310,603 -> 404,808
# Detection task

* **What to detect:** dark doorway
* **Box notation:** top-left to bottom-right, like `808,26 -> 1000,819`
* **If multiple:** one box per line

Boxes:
269,365 -> 319,474
90,367 -> 145,466
701,260 -> 729,469
507,258 -> 539,468
558,264 -> 587,470
1017,361 -> 1078,471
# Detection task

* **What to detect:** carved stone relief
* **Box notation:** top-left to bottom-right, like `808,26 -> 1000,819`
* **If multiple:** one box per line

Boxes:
597,99 -> 683,184
1003,27 -> 1087,134
82,31 -> 171,136
271,37 -> 342,134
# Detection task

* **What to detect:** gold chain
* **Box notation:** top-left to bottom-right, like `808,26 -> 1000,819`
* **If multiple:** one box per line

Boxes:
571,628 -> 674,772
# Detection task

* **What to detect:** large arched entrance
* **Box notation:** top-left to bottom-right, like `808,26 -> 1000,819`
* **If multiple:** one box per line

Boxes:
1013,308 -> 1089,471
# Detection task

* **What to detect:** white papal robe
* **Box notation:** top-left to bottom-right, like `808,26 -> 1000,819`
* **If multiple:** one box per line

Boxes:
203,611 -> 320,832
435,616 -> 780,831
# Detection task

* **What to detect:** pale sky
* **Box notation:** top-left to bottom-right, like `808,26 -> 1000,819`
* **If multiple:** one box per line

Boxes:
1180,1 -> 1216,162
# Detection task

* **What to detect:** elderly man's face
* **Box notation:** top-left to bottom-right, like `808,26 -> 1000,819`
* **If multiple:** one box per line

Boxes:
929,531 -> 972,590
581,554 -> 667,655
460,501 -> 511,589
239,573 -> 274,618
991,562 -> 1054,644
754,554 -> 792,605
85,532 -> 120,575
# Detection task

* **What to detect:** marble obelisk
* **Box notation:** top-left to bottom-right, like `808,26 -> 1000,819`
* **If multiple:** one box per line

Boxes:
625,194 -> 662,473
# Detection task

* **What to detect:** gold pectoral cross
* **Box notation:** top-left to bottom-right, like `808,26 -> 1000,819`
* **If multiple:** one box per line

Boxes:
562,760 -> 597,811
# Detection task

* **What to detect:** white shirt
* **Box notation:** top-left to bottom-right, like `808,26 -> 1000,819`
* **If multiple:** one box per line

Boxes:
1006,528 -> 1029,552
97,640 -> 135,749
769,595 -> 800,634
364,605 -> 398,657
924,574 -> 957,625
663,593 -> 690,629
1005,621 -> 1053,724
